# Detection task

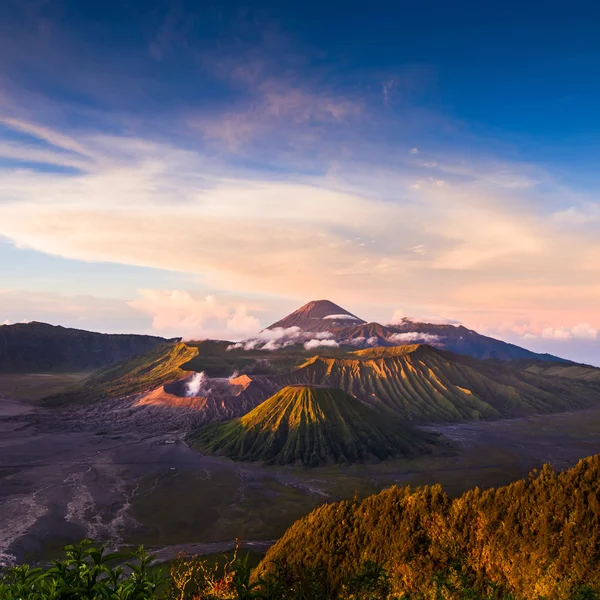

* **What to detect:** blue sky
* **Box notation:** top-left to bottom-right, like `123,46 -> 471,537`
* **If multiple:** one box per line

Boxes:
0,0 -> 599,364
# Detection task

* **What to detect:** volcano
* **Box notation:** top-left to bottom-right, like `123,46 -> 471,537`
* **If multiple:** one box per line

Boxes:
266,300 -> 365,333
195,384 -> 435,466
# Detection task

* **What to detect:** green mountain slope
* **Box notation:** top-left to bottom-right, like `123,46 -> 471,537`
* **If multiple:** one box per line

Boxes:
257,455 -> 600,598
44,342 -> 198,406
510,359 -> 600,383
272,344 -> 600,423
195,385 -> 436,466
0,321 -> 171,373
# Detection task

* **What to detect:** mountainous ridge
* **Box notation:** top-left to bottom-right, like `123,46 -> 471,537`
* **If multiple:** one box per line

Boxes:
265,300 -> 568,362
0,321 -> 174,373
195,384 -> 437,466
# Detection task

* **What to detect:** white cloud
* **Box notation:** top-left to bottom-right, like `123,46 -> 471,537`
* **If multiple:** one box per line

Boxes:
409,148 -> 420,155
388,332 -> 442,344
552,203 -> 600,226
322,313 -> 360,320
539,323 -> 598,341
304,338 -> 339,350
390,309 -> 460,327
128,290 -> 261,340
390,309 -> 404,324
228,326 -> 303,351
409,244 -> 427,255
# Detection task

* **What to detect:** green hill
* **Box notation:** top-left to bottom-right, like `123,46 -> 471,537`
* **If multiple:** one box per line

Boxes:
257,454 -> 600,598
44,342 -> 198,406
0,321 -> 171,373
195,385 -> 437,466
274,344 -> 600,423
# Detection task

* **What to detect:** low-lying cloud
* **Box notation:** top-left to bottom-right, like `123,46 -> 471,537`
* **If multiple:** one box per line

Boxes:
388,332 -> 443,344
303,338 -> 340,350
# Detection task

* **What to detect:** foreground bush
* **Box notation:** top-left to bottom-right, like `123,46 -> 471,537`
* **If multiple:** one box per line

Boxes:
259,455 -> 600,599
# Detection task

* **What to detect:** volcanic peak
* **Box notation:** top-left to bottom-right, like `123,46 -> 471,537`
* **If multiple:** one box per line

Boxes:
267,300 -> 366,332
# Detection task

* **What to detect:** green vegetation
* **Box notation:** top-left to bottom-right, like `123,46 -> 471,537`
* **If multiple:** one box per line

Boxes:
276,345 -> 600,423
0,321 -> 170,373
0,541 -> 164,599
195,385 -> 438,466
512,360 -> 600,383
44,342 -> 198,405
260,455 -> 600,599
0,372 -> 90,401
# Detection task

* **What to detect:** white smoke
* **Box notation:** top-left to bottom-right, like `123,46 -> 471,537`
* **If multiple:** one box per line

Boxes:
304,339 -> 340,350
387,332 -> 442,344
185,372 -> 208,397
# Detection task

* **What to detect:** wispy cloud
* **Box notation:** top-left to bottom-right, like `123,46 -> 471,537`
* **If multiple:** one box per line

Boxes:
1,116 -> 600,345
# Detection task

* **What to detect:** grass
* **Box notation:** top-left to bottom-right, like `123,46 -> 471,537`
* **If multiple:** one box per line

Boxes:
129,468 -> 324,548
0,373 -> 90,401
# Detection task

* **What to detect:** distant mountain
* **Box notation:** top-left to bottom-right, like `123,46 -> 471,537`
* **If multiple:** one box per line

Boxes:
266,299 -> 365,332
385,318 -> 567,362
509,359 -> 600,383
195,384 -> 437,466
266,300 -> 567,362
0,321 -> 174,373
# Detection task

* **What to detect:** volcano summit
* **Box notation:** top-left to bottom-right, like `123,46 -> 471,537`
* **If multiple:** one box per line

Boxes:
266,300 -> 365,333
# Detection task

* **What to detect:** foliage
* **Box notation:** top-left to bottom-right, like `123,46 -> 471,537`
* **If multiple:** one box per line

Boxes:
0,540 -> 165,599
258,455 -> 600,599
